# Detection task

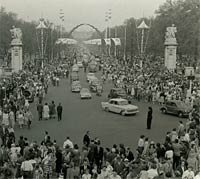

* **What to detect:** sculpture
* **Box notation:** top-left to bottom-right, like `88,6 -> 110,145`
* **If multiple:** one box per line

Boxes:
165,24 -> 177,40
10,26 -> 22,41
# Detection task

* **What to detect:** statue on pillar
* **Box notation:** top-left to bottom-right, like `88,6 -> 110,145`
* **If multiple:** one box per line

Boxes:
10,26 -> 22,44
165,24 -> 177,44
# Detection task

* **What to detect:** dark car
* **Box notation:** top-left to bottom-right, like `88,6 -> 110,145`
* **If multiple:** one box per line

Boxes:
160,100 -> 192,118
108,88 -> 127,99
89,79 -> 103,92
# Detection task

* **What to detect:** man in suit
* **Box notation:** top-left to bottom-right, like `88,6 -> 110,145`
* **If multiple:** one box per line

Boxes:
0,124 -> 9,145
57,103 -> 63,121
37,102 -> 43,121
83,131 -> 90,147
94,139 -> 104,172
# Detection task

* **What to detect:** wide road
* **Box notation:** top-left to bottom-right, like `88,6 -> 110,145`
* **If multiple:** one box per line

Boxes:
16,68 -> 183,151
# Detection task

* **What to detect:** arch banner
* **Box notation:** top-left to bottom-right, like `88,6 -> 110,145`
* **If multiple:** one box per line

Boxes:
55,38 -> 77,45
111,38 -> 121,46
104,38 -> 111,46
84,39 -> 101,45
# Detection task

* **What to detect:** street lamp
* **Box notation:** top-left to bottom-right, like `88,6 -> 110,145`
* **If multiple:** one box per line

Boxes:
36,18 -> 47,69
123,21 -> 127,61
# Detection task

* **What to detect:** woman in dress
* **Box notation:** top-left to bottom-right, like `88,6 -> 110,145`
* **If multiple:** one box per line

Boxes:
17,110 -> 24,128
9,110 -> 15,129
43,103 -> 50,120
2,111 -> 9,127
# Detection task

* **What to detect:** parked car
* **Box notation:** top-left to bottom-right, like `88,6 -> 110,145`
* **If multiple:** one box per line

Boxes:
108,88 -> 127,99
160,100 -> 192,117
101,98 -> 139,116
80,88 -> 92,99
86,73 -> 95,82
71,81 -> 81,92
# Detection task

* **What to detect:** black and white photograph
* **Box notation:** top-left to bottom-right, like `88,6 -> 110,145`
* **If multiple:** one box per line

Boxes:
0,0 -> 200,178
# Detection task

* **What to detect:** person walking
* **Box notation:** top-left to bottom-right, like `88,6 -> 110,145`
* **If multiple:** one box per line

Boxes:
37,102 -> 43,121
43,103 -> 50,120
147,107 -> 153,130
57,103 -> 63,121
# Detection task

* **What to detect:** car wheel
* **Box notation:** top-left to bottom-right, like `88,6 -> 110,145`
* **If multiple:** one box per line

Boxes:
162,108 -> 167,114
121,111 -> 126,116
105,107 -> 109,112
178,112 -> 183,118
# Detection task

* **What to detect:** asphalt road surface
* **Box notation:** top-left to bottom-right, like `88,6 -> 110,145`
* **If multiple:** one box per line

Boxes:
16,68 -> 183,151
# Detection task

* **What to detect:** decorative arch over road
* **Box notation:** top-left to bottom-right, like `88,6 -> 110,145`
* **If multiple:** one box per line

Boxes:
67,23 -> 106,53
68,23 -> 103,40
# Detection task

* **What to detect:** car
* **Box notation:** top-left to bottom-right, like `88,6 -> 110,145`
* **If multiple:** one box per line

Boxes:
80,88 -> 92,99
101,98 -> 139,116
77,61 -> 83,68
70,72 -> 79,83
71,81 -> 81,92
72,64 -> 79,72
86,73 -> 95,82
89,79 -> 103,92
88,61 -> 98,72
160,100 -> 192,117
108,88 -> 127,99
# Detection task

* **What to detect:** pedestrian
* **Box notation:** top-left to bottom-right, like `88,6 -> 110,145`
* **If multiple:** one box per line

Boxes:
24,109 -> 33,129
49,101 -> 56,119
37,102 -> 43,121
147,107 -> 153,129
43,103 -> 50,120
57,103 -> 63,121
83,131 -> 90,147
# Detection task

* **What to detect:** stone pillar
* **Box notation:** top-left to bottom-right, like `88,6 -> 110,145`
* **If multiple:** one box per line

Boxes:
164,24 -> 178,71
11,39 -> 23,73
164,44 -> 177,70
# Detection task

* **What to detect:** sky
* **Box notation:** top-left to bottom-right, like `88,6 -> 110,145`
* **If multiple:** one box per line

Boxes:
0,0 -> 166,31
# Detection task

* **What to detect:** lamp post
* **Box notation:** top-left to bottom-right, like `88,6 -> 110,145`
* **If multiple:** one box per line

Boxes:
36,18 -> 47,69
123,21 -> 127,61
137,20 -> 149,67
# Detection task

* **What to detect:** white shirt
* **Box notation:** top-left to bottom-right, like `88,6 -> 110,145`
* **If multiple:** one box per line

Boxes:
138,138 -> 144,147
147,169 -> 158,179
165,150 -> 173,159
194,174 -> 200,179
182,170 -> 195,179
21,160 -> 33,171
82,174 -> 91,179
63,139 -> 74,149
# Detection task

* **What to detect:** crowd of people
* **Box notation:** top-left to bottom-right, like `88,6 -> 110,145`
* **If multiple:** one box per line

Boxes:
1,52 -> 200,179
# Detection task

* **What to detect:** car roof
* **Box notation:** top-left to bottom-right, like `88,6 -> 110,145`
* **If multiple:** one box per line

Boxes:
72,81 -> 80,84
87,73 -> 95,75
111,88 -> 124,90
81,88 -> 89,91
110,98 -> 127,102
166,100 -> 183,104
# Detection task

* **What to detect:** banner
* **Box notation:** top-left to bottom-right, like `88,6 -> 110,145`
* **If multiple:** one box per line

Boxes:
111,38 -> 121,46
84,39 -> 101,45
104,38 -> 111,46
55,38 -> 77,45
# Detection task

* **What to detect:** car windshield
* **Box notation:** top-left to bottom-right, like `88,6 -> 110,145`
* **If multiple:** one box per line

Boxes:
176,101 -> 190,108
119,100 -> 128,105
81,89 -> 89,92
116,89 -> 126,95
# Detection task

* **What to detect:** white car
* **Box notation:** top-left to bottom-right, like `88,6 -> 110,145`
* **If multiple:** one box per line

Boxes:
86,73 -> 95,82
77,62 -> 83,68
80,88 -> 92,99
72,64 -> 79,72
101,98 -> 139,116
